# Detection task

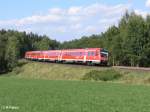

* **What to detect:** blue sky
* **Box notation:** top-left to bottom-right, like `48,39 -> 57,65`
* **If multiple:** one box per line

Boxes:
0,0 -> 149,41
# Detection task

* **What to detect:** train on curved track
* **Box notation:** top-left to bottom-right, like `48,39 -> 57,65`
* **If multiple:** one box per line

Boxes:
25,48 -> 108,66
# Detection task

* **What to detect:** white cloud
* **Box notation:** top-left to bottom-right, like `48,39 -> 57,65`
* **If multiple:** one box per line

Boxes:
68,6 -> 82,15
146,0 -> 150,7
0,15 -> 62,26
56,26 -> 66,33
85,26 -> 97,33
49,8 -> 64,15
98,17 -> 120,25
0,3 -> 131,41
134,9 -> 148,18
70,23 -> 82,30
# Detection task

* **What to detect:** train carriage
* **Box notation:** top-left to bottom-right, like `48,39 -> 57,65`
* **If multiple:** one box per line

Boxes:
25,48 -> 108,65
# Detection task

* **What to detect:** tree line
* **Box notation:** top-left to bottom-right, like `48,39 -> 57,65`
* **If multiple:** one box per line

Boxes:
0,30 -> 60,73
1,11 -> 150,73
61,12 -> 150,67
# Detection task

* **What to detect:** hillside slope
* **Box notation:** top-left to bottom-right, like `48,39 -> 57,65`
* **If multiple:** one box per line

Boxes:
8,60 -> 109,80
3,60 -> 150,85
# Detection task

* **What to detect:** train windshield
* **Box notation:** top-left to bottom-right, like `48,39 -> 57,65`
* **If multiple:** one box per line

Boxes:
100,49 -> 108,58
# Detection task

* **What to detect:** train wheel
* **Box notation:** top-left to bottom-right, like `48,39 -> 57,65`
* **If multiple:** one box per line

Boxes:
87,61 -> 92,66
55,60 -> 60,63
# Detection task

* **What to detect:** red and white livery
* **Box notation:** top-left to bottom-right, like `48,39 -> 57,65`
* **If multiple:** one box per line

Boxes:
25,48 -> 108,65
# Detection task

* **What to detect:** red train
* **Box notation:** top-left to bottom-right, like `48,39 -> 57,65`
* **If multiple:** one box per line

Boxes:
25,48 -> 108,65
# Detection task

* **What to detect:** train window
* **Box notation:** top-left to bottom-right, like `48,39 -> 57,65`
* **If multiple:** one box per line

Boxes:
76,52 -> 78,56
74,52 -> 79,56
70,52 -> 72,56
68,52 -> 70,56
78,52 -> 80,56
48,53 -> 51,56
91,52 -> 95,56
65,52 -> 68,56
100,49 -> 108,58
82,52 -> 85,56
88,52 -> 91,56
88,52 -> 95,56
71,52 -> 74,56
74,52 -> 77,56
81,52 -> 85,56
64,52 -> 66,55
80,52 -> 82,56
72,52 -> 74,56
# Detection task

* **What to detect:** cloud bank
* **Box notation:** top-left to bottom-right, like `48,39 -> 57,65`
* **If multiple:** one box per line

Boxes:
146,0 -> 150,7
0,3 -> 148,41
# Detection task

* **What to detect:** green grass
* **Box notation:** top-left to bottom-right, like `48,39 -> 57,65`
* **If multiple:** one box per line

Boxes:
7,60 -> 110,80
3,60 -> 150,85
117,69 -> 150,84
2,61 -> 150,111
0,77 -> 150,112
82,69 -> 122,81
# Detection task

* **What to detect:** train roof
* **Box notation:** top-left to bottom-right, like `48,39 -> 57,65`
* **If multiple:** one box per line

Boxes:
62,48 -> 101,51
26,48 -> 106,53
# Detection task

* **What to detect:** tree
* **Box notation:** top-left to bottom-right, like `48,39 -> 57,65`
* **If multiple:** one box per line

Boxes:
0,34 -> 7,72
5,36 -> 20,71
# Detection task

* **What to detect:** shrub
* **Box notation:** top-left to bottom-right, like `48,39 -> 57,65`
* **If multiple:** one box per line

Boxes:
13,67 -> 22,74
144,77 -> 150,84
17,60 -> 28,67
82,69 -> 122,81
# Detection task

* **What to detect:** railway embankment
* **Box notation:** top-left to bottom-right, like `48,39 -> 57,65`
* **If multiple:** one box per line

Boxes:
2,60 -> 150,85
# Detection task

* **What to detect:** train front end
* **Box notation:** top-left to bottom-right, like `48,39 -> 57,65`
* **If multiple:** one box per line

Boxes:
100,49 -> 109,65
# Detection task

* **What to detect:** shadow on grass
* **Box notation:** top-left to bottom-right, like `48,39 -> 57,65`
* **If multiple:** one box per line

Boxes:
0,59 -> 28,76
0,71 -> 8,75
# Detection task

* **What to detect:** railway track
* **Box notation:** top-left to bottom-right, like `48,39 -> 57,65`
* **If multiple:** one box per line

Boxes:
113,66 -> 150,71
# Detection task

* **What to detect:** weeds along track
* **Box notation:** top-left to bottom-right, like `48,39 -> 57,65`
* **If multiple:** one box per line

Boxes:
28,60 -> 110,69
26,60 -> 150,72
113,66 -> 150,72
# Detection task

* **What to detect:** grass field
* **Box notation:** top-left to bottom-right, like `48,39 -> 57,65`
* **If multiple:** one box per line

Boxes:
1,60 -> 150,112
0,77 -> 150,112
5,60 -> 150,84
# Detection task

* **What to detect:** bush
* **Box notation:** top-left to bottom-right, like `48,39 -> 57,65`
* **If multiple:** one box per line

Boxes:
82,69 -> 122,81
17,60 -> 28,67
13,67 -> 22,74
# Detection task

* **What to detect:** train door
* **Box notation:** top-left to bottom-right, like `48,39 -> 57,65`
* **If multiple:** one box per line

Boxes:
87,51 -> 93,61
59,50 -> 63,61
83,53 -> 86,62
